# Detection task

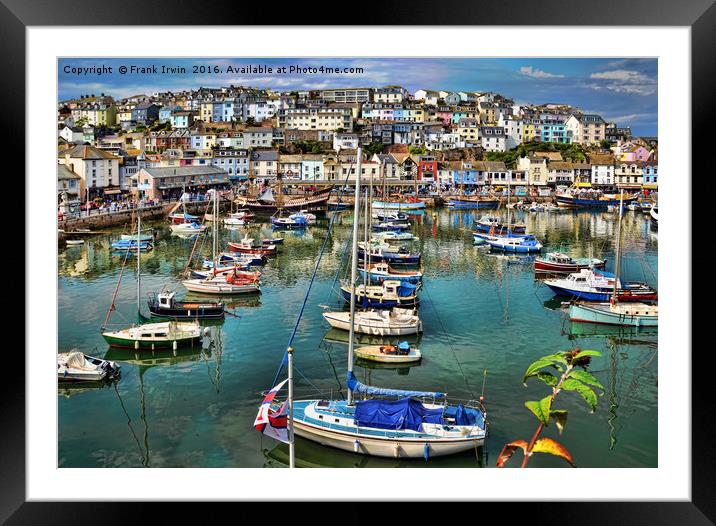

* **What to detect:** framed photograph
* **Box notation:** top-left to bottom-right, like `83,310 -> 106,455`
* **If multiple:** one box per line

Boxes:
5,0 -> 708,521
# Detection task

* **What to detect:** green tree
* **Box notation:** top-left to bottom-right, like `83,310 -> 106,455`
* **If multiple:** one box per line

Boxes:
364,141 -> 385,156
408,145 -> 427,155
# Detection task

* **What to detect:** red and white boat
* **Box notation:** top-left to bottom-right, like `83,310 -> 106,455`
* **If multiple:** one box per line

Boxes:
227,237 -> 277,255
534,252 -> 606,274
170,212 -> 200,224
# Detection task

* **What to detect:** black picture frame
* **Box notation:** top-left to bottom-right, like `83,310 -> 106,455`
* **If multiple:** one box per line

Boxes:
5,0 -> 708,522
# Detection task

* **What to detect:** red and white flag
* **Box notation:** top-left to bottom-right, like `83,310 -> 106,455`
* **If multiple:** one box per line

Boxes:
254,379 -> 290,444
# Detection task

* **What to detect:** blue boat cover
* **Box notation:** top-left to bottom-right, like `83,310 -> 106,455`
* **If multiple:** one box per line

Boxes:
443,404 -> 485,428
398,341 -> 410,351
397,282 -> 418,297
354,397 -> 445,432
347,371 -> 445,399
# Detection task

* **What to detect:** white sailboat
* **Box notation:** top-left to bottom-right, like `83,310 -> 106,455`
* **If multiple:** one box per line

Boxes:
569,191 -> 658,327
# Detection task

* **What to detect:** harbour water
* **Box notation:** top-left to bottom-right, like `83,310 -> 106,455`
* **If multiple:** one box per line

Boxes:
58,207 -> 658,468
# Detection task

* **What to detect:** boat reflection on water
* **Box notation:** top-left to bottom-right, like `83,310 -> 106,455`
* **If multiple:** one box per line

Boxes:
322,327 -> 421,347
542,296 -> 569,311
565,321 -> 657,340
262,435 -> 484,469
183,291 -> 262,311
103,344 -> 207,367
58,378 -> 120,398
355,357 -> 421,375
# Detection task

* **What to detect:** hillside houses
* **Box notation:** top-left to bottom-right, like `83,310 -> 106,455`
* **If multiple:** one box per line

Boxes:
56,83 -> 657,201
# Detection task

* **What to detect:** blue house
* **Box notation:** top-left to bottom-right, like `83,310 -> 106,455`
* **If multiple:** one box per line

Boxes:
159,105 -> 181,123
131,102 -> 160,125
642,161 -> 658,189
540,121 -> 569,143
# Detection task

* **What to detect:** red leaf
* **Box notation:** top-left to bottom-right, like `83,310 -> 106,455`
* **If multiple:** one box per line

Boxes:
496,440 -> 528,468
531,437 -> 576,467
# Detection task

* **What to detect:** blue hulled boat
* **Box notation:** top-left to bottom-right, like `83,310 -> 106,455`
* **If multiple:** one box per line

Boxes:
341,280 -> 420,309
555,193 -> 638,209
358,243 -> 421,265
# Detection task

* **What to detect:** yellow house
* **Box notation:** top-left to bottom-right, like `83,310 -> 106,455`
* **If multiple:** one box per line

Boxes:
78,104 -> 117,126
200,102 -> 214,122
403,108 -> 425,123
522,123 -> 536,142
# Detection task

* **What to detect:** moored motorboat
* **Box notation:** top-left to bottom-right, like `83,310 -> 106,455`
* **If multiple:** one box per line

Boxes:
341,279 -> 420,309
57,351 -> 120,382
147,291 -> 225,319
354,342 -> 422,363
228,237 -> 277,255
322,308 -> 423,336
357,242 -> 421,265
555,192 -> 638,209
110,238 -> 153,251
102,320 -> 206,349
569,301 -> 658,327
170,221 -> 207,235
371,199 -> 426,211
359,262 -> 423,284
371,231 -> 415,242
271,214 -> 309,229
447,196 -> 500,209
182,268 -> 261,295
170,212 -> 199,224
543,268 -> 657,302
535,252 -> 606,273
474,216 -> 526,234
481,234 -> 543,253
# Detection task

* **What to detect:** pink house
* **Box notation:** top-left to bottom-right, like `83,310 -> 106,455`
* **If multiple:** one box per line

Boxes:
617,142 -> 652,162
436,110 -> 453,125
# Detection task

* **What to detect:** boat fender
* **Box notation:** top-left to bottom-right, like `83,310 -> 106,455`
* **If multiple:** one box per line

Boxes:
173,340 -> 178,351
354,440 -> 360,453
423,443 -> 430,462
134,340 -> 139,350
393,443 -> 400,459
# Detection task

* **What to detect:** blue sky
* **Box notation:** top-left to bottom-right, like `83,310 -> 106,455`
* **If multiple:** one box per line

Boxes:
58,57 -> 657,136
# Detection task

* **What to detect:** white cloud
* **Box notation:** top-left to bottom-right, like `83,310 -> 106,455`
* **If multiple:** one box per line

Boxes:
588,70 -> 656,96
519,66 -> 564,79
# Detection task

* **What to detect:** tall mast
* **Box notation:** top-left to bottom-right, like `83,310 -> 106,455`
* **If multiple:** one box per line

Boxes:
363,186 -> 369,289
287,346 -> 295,468
612,190 -> 624,303
347,148 -> 362,406
507,173 -> 511,231
212,188 -> 218,265
136,200 -> 141,321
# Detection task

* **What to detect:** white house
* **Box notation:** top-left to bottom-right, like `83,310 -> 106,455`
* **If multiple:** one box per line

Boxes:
300,154 -> 325,182
58,144 -> 120,196
588,153 -> 616,187
480,126 -> 507,152
413,89 -> 440,106
333,132 -> 360,151
498,115 -> 524,150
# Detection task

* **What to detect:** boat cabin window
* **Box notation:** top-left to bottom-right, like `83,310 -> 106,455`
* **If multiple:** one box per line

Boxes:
154,332 -> 167,338
141,333 -> 152,338
317,400 -> 330,408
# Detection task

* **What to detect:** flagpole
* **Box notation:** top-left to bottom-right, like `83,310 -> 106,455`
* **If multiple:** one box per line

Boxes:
287,346 -> 295,469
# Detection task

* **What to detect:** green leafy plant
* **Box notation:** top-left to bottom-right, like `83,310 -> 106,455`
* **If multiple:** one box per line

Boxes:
497,348 -> 603,468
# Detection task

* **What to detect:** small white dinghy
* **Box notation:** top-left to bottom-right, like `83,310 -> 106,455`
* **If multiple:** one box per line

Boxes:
57,351 -> 120,382
354,341 -> 422,363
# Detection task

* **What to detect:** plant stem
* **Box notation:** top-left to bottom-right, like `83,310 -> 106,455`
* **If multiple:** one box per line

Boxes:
520,364 -> 573,468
